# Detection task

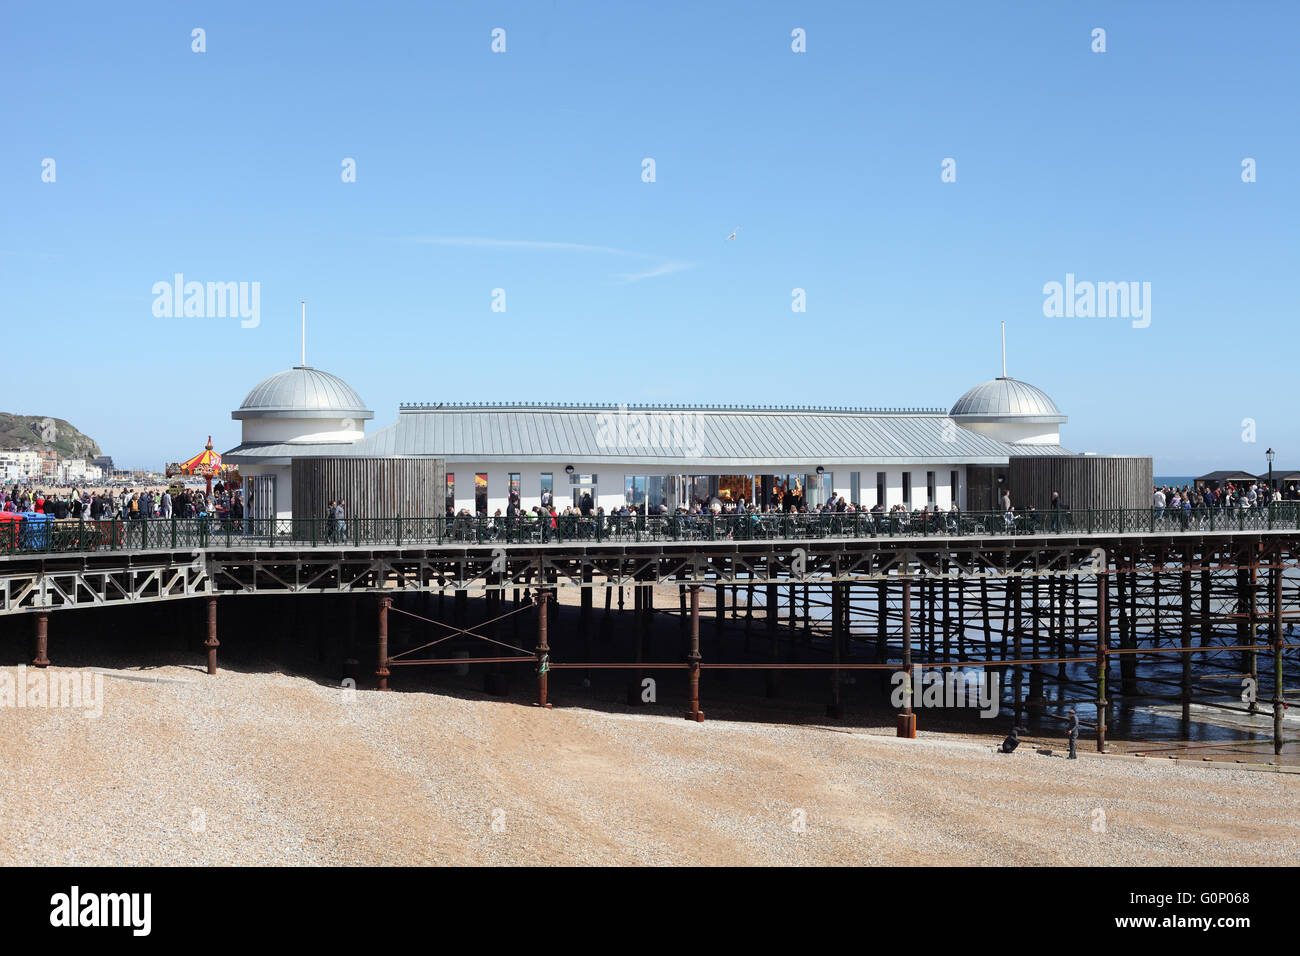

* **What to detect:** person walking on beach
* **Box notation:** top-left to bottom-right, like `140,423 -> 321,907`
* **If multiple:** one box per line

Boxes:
1066,707 -> 1079,759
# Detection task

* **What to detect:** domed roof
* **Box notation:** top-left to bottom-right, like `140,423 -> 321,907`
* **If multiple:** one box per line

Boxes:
949,377 -> 1065,423
233,366 -> 374,421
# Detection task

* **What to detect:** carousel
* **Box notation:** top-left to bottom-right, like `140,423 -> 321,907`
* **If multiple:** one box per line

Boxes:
167,436 -> 240,496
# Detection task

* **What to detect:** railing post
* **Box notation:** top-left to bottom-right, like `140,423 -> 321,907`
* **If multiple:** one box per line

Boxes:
397,513 -> 403,548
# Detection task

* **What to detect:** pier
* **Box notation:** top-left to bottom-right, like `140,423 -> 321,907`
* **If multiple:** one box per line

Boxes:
2,509 -> 1297,758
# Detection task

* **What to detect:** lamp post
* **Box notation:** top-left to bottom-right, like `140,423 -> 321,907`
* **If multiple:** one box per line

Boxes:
1266,447 -> 1275,494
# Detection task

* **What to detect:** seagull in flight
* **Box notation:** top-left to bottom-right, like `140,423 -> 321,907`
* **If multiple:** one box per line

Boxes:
726,227 -> 740,240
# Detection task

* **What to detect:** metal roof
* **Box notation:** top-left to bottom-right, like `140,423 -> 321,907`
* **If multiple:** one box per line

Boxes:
226,405 -> 1072,467
949,378 -> 1065,423
233,366 -> 374,421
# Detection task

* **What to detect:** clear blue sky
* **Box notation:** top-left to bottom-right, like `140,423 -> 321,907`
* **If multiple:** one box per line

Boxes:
2,1 -> 1296,473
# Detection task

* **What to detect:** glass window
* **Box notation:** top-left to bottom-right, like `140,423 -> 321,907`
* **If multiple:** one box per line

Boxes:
717,475 -> 750,508
624,475 -> 646,509
540,473 -> 553,506
926,471 -> 936,506
876,472 -> 886,507
475,473 -> 488,515
445,473 -> 454,515
850,472 -> 860,506
648,475 -> 668,510
950,470 -> 959,506
507,473 -> 521,502
903,473 -> 912,508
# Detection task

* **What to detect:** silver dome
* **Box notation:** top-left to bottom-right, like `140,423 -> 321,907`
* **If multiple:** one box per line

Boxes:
949,377 -> 1065,423
233,366 -> 374,421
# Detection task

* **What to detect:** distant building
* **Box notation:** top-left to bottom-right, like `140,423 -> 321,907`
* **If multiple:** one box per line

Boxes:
0,449 -> 42,480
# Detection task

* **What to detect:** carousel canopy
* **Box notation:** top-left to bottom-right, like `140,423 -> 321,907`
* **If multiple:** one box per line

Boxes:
171,436 -> 225,477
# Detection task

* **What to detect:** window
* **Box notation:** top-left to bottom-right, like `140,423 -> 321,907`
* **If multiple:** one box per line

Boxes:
876,472 -> 886,507
950,470 -> 959,507
903,473 -> 912,508
648,475 -> 668,510
624,475 -> 646,509
540,473 -> 553,506
926,471 -> 936,506
570,473 -> 598,508
850,472 -> 860,506
475,473 -> 488,515
507,473 -> 521,502
445,473 -> 454,515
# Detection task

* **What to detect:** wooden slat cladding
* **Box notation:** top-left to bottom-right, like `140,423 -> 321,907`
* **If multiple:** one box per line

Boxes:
1007,456 -> 1152,511
291,457 -> 447,522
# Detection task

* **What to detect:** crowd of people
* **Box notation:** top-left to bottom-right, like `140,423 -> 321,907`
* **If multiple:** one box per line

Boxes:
1154,480 -> 1296,519
2,484 -> 244,523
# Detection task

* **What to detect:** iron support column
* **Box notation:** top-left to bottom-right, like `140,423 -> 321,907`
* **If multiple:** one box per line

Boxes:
376,594 -> 391,691
536,589 -> 552,708
32,611 -> 50,668
685,584 -> 703,721
205,595 -> 219,675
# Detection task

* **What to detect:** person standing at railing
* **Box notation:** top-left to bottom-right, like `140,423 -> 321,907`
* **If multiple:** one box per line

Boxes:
1152,487 -> 1165,520
335,499 -> 347,542
160,489 -> 172,519
1049,491 -> 1064,533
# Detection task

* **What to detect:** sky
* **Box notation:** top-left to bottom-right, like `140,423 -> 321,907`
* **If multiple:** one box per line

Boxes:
1,1 -> 1297,473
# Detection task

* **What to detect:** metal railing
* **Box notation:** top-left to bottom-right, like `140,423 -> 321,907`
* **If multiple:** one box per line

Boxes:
2,504 -> 1299,557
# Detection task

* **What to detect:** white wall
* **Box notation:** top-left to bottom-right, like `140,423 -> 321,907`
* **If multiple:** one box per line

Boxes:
959,421 -> 1060,445
242,417 -> 366,444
